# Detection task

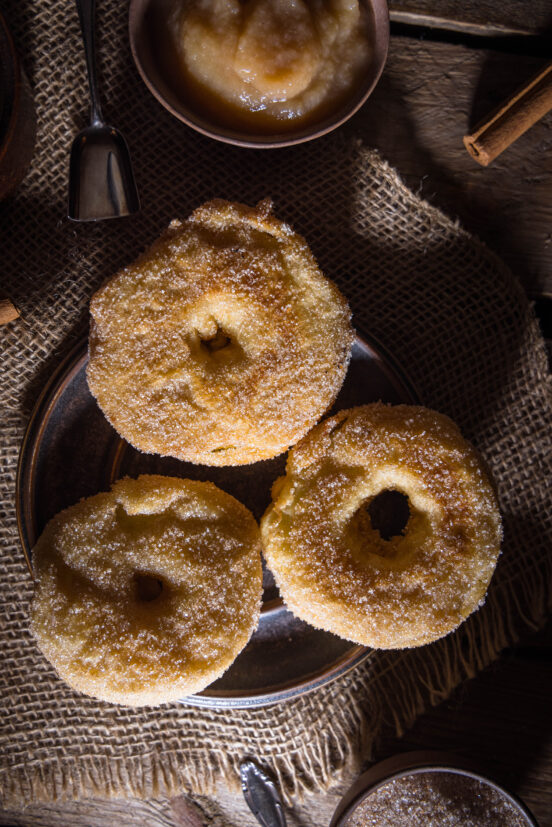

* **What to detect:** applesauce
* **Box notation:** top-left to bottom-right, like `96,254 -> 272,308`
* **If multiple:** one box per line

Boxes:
162,0 -> 372,132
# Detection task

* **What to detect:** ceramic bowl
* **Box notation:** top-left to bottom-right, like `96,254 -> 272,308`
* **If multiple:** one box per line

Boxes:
128,0 -> 389,148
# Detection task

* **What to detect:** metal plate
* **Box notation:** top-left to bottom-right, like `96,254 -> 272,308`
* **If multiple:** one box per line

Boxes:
17,332 -> 417,708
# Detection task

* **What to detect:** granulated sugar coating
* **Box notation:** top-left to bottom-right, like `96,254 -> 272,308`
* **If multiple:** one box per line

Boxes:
261,403 -> 502,649
31,475 -> 263,706
87,199 -> 353,466
346,771 -> 530,826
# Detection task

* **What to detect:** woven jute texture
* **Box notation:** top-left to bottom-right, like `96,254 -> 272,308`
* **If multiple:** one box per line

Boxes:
1,0 -> 551,809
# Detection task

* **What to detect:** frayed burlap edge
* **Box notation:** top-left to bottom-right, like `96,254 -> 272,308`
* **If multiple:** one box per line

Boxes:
2,547 -> 550,808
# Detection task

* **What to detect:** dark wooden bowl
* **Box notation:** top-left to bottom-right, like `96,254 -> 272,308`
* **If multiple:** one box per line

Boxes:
128,0 -> 389,148
0,12 -> 36,199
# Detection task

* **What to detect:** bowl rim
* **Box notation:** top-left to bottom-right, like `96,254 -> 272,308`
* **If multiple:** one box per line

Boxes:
128,0 -> 389,148
329,751 -> 540,827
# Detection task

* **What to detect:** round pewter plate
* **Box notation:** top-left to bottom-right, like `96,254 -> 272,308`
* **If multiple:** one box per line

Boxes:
17,332 -> 417,708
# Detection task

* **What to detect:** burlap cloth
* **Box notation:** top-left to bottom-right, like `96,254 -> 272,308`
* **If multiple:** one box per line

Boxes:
1,0 -> 551,810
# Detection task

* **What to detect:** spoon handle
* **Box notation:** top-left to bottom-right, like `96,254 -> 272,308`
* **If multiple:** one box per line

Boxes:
240,760 -> 288,827
75,0 -> 103,125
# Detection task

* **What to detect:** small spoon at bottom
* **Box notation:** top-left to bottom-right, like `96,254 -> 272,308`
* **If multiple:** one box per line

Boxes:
240,760 -> 288,827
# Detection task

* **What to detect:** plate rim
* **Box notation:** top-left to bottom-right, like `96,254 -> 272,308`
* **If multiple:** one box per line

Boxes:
16,329 -> 419,708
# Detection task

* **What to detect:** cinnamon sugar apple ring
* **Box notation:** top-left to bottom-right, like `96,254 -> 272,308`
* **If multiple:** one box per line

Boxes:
87,199 -> 353,466
261,404 -> 502,649
31,475 -> 263,706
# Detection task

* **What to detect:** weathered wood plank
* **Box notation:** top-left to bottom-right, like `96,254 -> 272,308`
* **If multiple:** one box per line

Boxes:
0,797 -> 179,827
389,0 -> 552,37
0,775 -> 356,827
376,623 -> 552,827
346,37 -> 552,296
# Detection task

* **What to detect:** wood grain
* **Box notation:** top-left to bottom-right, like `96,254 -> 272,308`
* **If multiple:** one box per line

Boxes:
0,777 -> 355,827
345,39 -> 552,296
389,0 -> 552,36
376,622 -> 552,827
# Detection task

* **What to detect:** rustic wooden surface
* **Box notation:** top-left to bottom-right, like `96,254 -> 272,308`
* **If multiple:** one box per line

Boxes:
376,622 -> 552,827
388,0 -> 552,36
345,37 -> 552,298
2,12 -> 551,827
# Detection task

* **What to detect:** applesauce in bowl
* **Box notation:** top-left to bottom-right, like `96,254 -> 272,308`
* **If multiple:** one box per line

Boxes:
129,0 -> 388,146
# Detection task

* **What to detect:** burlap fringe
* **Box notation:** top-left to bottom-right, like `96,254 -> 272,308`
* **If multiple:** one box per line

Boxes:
1,703 -> 362,806
3,539 -> 549,809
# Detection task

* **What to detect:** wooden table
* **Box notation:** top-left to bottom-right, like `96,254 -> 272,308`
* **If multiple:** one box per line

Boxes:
347,34 -> 552,300
2,4 -> 551,826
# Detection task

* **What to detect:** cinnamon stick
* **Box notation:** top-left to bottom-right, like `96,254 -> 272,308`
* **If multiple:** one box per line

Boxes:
0,298 -> 20,325
464,62 -> 552,166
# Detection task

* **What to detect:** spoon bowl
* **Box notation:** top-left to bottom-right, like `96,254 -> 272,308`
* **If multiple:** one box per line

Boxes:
68,124 -> 140,221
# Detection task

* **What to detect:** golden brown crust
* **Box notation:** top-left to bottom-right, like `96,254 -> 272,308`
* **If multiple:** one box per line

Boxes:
31,475 -> 263,705
261,404 -> 502,649
87,199 -> 353,465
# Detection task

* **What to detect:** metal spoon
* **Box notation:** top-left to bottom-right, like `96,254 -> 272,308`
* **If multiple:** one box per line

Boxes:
68,0 -> 140,221
240,760 -> 288,827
